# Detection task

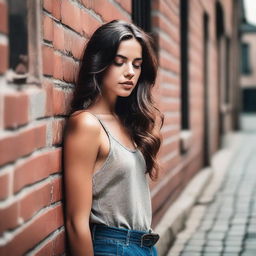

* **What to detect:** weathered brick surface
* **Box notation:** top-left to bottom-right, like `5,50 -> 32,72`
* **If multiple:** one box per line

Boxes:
0,2 -> 8,34
13,148 -> 61,193
0,172 -> 9,200
0,44 -> 8,74
0,124 -> 47,166
4,93 -> 29,128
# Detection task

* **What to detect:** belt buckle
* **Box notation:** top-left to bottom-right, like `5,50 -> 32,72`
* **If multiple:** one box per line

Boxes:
141,233 -> 160,247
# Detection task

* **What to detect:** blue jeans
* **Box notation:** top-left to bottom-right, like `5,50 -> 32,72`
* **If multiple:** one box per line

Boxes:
91,224 -> 158,256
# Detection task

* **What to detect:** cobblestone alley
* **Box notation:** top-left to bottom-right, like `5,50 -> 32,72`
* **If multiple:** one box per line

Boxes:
167,116 -> 256,256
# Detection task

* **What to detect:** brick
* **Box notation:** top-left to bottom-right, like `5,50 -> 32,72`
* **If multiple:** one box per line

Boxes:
62,55 -> 79,83
61,0 -> 81,34
43,0 -> 52,13
4,93 -> 29,129
53,51 -> 63,80
20,182 -> 52,221
63,29 -> 86,59
159,53 -> 179,74
0,2 -> 8,34
93,0 -> 128,22
0,44 -> 8,74
0,124 -> 47,166
53,22 -> 65,51
0,172 -> 9,200
42,80 -> 54,116
152,0 -> 179,28
152,15 -> 179,44
13,149 -> 62,193
159,139 -> 180,156
0,204 -> 64,256
52,0 -> 61,20
42,45 -> 54,76
52,86 -> 73,115
43,14 -> 53,42
51,176 -> 63,202
52,118 -> 66,145
34,230 -> 66,256
0,202 -> 19,235
80,9 -> 101,37
114,0 -> 132,13
157,35 -> 180,59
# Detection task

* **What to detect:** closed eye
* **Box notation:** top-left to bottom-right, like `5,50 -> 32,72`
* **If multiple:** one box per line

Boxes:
133,64 -> 141,69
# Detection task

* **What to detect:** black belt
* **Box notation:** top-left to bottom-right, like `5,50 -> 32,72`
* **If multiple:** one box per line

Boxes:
91,224 -> 160,247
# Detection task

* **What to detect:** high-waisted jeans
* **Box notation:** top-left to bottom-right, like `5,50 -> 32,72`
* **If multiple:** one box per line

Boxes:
91,224 -> 158,256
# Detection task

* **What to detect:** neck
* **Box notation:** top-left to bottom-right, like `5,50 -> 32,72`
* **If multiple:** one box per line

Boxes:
91,94 -> 117,115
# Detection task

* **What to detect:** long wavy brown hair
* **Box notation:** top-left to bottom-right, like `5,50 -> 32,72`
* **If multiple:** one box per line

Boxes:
69,20 -> 164,180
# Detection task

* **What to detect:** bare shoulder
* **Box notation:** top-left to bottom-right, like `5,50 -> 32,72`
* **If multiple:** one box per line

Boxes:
66,110 -> 101,136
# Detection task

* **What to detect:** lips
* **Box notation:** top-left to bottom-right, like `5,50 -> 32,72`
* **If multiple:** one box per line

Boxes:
120,81 -> 134,86
120,81 -> 133,89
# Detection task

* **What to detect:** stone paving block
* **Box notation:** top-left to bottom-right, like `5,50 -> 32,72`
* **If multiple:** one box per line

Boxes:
241,251 -> 256,256
187,239 -> 205,247
211,224 -> 229,232
207,232 -> 226,240
225,234 -> 244,242
223,246 -> 242,253
205,240 -> 223,247
228,228 -> 246,236
181,252 -> 201,256
247,228 -> 256,234
202,253 -> 221,256
225,239 -> 243,247
190,231 -> 208,240
183,244 -> 203,252
231,218 -> 248,225
203,246 -> 223,253
244,240 -> 256,250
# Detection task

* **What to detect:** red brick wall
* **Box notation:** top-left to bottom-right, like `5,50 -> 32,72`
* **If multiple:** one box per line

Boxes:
150,0 -> 238,225
0,0 -> 239,254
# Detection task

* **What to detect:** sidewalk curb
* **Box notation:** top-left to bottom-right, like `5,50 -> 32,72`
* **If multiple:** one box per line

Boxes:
155,132 -> 243,256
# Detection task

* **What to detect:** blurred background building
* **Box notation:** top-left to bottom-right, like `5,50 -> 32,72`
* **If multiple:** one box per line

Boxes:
240,0 -> 256,130
0,0 -> 247,254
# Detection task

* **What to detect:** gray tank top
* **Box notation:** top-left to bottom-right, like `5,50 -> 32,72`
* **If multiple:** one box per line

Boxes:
89,114 -> 152,232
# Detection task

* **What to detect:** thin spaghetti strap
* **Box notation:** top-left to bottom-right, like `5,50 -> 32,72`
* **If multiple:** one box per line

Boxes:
85,112 -> 111,136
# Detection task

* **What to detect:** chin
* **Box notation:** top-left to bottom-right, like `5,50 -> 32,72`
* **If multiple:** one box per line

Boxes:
118,92 -> 133,98
118,88 -> 134,97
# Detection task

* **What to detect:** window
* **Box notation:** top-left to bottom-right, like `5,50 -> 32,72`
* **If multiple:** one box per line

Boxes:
241,43 -> 251,75
8,0 -> 42,84
179,0 -> 192,154
132,0 -> 151,33
9,0 -> 28,73
180,0 -> 189,130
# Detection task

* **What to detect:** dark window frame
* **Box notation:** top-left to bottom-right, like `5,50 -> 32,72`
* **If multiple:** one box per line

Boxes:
132,0 -> 152,33
241,42 -> 252,75
180,0 -> 189,130
8,0 -> 42,84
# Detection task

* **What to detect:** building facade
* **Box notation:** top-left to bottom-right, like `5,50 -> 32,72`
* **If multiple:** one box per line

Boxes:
240,21 -> 256,113
0,0 -> 241,254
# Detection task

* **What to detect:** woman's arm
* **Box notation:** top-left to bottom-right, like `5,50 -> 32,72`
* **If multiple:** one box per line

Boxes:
63,112 -> 101,256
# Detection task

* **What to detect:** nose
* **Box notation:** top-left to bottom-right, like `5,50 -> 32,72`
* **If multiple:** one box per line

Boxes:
124,63 -> 135,78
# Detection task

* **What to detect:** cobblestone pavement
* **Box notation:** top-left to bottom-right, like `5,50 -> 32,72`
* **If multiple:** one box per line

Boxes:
167,132 -> 256,256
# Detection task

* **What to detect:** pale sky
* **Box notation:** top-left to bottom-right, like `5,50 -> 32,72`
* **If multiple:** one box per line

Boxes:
244,0 -> 256,25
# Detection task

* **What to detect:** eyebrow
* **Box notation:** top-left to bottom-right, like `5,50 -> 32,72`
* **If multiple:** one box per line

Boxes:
116,54 -> 142,61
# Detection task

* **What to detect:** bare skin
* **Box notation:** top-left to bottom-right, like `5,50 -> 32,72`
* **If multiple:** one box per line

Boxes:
64,38 -> 142,255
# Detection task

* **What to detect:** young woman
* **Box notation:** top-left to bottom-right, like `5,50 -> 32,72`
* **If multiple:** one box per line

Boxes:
64,20 -> 164,256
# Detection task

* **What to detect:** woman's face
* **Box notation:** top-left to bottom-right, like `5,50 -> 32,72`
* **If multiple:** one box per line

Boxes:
101,37 -> 143,98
